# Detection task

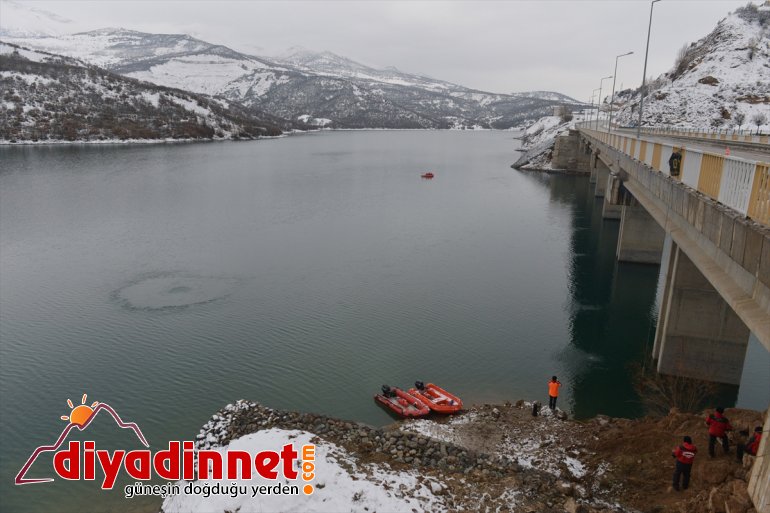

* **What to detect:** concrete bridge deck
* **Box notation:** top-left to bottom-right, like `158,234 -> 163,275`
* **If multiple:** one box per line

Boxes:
558,125 -> 769,513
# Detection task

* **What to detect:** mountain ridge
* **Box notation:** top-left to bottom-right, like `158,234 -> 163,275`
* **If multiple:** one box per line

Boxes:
2,3 -> 584,130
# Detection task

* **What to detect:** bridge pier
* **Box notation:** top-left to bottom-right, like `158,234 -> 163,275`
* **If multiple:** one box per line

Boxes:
589,150 -> 599,184
602,172 -> 623,220
655,242 -> 750,385
616,199 -> 665,264
594,162 -> 610,198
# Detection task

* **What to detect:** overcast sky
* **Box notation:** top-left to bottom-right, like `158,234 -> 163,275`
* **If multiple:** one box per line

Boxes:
4,0 -> 749,99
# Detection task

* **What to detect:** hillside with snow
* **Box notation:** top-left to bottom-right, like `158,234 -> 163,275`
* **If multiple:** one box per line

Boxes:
613,3 -> 770,130
1,2 -> 584,130
0,43 -> 283,143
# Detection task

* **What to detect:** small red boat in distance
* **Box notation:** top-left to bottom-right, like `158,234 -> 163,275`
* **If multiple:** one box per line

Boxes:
375,385 -> 430,418
421,172 -> 435,179
408,381 -> 463,414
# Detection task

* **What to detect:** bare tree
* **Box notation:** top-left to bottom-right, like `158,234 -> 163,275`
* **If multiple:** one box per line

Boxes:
752,112 -> 767,134
633,364 -> 718,415
734,111 -> 746,129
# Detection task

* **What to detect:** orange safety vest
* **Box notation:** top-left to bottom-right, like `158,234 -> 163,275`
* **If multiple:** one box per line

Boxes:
548,381 -> 561,397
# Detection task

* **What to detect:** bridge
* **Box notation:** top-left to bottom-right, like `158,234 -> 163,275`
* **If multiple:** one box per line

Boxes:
553,123 -> 770,512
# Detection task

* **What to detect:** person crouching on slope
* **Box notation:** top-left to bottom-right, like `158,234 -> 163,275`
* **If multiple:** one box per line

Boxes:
706,406 -> 733,457
548,376 -> 561,410
672,435 -> 697,491
737,426 -> 763,463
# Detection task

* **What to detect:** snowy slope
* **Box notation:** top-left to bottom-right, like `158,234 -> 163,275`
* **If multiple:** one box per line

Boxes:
510,91 -> 582,103
0,0 -> 79,37
3,1 -> 584,129
160,429 -> 454,513
614,4 -> 770,129
0,42 -> 283,142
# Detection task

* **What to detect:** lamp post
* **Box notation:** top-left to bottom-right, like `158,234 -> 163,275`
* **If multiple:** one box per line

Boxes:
607,51 -> 633,136
590,88 -> 600,128
595,75 -> 613,130
637,0 -> 661,138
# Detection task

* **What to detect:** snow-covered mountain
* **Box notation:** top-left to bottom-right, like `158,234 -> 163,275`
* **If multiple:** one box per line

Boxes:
614,3 -> 770,129
0,42 -> 283,142
0,0 -> 79,37
510,91 -> 581,103
2,2 -> 584,130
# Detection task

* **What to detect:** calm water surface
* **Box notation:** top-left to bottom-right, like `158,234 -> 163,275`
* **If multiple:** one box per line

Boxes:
1,131 -> 767,512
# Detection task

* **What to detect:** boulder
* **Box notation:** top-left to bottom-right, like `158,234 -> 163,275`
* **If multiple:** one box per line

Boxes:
703,460 -> 733,485
708,486 -> 729,513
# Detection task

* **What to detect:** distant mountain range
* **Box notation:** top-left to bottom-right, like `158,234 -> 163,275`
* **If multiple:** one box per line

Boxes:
0,1 -> 585,139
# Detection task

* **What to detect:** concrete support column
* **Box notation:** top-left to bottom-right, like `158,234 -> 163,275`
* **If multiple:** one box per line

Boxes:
655,243 -> 751,385
602,172 -> 623,219
747,408 -> 769,513
589,151 -> 599,184
594,160 -> 610,197
616,199 -> 665,263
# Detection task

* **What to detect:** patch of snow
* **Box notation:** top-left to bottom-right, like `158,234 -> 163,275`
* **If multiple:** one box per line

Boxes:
161,428 -> 452,513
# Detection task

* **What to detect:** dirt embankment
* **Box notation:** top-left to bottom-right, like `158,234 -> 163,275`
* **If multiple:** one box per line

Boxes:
397,402 -> 765,513
194,400 -> 765,513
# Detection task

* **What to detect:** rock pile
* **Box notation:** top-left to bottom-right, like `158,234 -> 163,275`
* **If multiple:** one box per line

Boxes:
196,400 -> 517,479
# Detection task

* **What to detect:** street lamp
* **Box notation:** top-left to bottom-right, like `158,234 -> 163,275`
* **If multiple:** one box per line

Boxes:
590,88 -> 600,128
637,0 -> 661,138
595,75 -> 613,130
607,51 -> 634,136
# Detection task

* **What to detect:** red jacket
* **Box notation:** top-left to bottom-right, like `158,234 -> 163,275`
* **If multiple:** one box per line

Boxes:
673,442 -> 697,465
706,413 -> 733,437
747,433 -> 762,456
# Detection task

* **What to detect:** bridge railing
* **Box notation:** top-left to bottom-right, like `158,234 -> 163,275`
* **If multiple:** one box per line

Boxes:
576,124 -> 770,227
574,121 -> 769,145
630,126 -> 768,145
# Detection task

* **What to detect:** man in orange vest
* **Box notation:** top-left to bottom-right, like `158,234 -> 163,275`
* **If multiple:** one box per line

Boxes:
548,376 -> 561,410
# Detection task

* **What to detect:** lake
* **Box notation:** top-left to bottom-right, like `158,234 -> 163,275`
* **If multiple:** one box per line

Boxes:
1,131 -> 767,512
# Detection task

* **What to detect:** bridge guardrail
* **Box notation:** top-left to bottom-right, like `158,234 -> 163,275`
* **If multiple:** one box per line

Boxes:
575,123 -> 770,227
632,126 -> 768,145
575,121 -> 769,145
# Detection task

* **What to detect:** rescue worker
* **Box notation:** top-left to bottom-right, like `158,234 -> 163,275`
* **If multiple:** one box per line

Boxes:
706,406 -> 733,457
736,426 -> 763,463
547,376 -> 561,410
672,435 -> 697,491
668,148 -> 682,177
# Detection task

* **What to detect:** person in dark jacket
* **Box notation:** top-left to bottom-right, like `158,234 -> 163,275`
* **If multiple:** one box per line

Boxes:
672,435 -> 697,491
706,407 -> 733,457
668,148 -> 682,177
737,426 -> 763,462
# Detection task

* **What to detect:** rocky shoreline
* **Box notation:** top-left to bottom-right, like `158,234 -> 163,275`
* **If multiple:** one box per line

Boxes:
164,400 -> 765,513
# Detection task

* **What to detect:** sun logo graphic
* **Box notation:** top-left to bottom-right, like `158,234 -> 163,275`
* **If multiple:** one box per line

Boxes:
15,393 -> 149,486
61,394 -> 99,426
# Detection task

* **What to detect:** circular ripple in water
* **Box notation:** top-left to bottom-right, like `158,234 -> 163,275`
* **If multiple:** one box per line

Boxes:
114,274 -> 234,310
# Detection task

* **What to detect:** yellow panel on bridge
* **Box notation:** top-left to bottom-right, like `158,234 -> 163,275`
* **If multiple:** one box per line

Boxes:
748,163 -> 770,226
651,143 -> 662,171
698,154 -> 725,199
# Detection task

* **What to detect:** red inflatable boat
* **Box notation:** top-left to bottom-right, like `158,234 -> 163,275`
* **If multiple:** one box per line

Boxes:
421,172 -> 434,179
408,381 -> 463,414
375,385 -> 430,417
